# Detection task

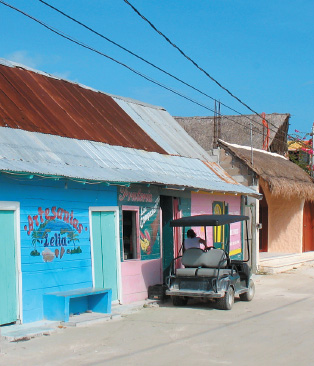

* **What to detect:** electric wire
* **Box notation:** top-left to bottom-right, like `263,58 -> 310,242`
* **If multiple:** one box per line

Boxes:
122,0 -> 308,147
39,1 -> 301,146
122,0 -> 280,132
0,1 -> 222,114
0,1 -> 302,148
0,1 -> 265,137
37,0 -> 282,137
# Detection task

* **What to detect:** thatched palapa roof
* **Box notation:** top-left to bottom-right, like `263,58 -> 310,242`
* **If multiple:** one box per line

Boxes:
219,140 -> 314,201
175,113 -> 290,155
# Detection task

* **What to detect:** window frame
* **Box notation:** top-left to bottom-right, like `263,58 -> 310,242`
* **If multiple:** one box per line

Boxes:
122,205 -> 140,261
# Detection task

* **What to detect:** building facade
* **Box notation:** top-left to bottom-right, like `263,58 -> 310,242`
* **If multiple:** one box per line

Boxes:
0,59 -> 258,325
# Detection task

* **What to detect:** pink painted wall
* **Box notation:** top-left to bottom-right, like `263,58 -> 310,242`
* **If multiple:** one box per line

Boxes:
121,259 -> 162,303
261,180 -> 303,253
191,192 -> 242,254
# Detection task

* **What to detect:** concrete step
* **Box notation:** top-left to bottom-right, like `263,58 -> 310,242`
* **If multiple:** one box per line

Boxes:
0,299 -> 159,341
0,320 -> 59,342
258,252 -> 314,274
64,312 -> 121,328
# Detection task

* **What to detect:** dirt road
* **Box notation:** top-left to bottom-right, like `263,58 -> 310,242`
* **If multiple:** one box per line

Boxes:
1,264 -> 314,366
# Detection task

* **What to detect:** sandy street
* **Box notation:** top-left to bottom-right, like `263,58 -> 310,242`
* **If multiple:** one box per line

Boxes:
1,264 -> 314,366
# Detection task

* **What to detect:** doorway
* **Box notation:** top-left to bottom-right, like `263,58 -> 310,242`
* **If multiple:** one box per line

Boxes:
0,207 -> 19,325
90,208 -> 120,302
259,186 -> 268,252
303,201 -> 314,252
173,197 -> 182,258
160,196 -> 174,280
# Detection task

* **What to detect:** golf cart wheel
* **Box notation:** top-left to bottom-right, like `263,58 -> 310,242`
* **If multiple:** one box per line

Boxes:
239,279 -> 255,302
172,296 -> 188,306
216,286 -> 234,310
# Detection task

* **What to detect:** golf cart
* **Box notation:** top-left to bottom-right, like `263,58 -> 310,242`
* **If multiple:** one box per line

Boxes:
166,214 -> 255,310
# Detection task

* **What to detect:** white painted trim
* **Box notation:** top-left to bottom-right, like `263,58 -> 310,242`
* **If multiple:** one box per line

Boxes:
0,202 -> 22,324
89,206 -> 122,304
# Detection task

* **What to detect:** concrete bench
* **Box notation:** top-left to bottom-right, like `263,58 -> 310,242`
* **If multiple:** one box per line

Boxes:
43,287 -> 112,322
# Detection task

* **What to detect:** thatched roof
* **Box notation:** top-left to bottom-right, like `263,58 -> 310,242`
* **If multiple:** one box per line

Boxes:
175,113 -> 290,155
218,140 -> 314,201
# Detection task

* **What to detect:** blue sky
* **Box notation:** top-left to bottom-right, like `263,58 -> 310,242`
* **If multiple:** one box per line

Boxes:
1,0 -> 314,135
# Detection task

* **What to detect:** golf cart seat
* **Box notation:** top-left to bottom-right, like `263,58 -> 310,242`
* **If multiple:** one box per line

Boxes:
176,248 -> 230,277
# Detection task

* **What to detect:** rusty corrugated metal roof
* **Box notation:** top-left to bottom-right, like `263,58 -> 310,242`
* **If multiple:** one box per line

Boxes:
0,61 -> 166,154
0,59 -> 261,197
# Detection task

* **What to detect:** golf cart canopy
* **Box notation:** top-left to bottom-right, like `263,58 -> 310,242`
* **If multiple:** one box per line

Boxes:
170,214 -> 249,227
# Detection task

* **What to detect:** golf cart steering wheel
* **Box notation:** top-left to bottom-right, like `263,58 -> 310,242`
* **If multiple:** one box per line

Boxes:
205,246 -> 215,251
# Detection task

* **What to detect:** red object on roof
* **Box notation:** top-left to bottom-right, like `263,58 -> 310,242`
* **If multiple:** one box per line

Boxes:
0,64 -> 166,154
261,112 -> 270,150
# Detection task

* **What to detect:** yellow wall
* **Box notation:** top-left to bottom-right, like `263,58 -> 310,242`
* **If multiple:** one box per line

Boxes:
260,179 -> 304,253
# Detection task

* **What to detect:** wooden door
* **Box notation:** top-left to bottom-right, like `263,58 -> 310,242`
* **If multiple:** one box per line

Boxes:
0,210 -> 18,325
91,211 -> 119,301
303,201 -> 314,252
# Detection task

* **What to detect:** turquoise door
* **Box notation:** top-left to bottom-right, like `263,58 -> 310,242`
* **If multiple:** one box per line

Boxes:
0,210 -> 18,325
91,211 -> 119,301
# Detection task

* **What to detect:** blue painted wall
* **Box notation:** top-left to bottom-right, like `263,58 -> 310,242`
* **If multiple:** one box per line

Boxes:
0,175 -> 117,323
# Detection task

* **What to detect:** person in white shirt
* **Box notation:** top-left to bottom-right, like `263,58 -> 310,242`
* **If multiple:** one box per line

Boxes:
184,229 -> 207,250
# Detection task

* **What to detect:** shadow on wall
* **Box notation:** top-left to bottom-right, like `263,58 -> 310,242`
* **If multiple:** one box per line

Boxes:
141,259 -> 163,288
260,178 -> 304,253
267,195 -> 303,253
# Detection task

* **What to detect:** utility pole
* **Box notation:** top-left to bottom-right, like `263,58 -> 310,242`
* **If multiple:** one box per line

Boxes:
213,101 -> 221,149
250,122 -> 254,167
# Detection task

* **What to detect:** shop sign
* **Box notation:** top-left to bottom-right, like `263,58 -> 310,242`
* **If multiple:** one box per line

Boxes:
24,206 -> 87,262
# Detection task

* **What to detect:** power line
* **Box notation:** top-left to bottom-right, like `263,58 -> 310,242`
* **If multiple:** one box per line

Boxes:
37,0 -> 281,138
122,0 -> 280,132
0,1 -> 295,148
0,1 -> 219,113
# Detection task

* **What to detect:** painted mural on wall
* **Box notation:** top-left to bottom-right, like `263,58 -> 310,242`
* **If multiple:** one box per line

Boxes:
119,186 -> 160,260
24,206 -> 88,262
191,192 -> 243,260
139,198 -> 160,257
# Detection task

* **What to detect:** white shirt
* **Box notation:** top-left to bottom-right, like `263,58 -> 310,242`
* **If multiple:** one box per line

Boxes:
184,237 -> 204,250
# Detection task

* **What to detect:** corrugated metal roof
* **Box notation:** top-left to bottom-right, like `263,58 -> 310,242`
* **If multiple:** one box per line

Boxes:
0,59 -> 213,161
0,127 -> 258,197
113,97 -> 212,161
0,59 -> 165,154
0,59 -> 259,197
